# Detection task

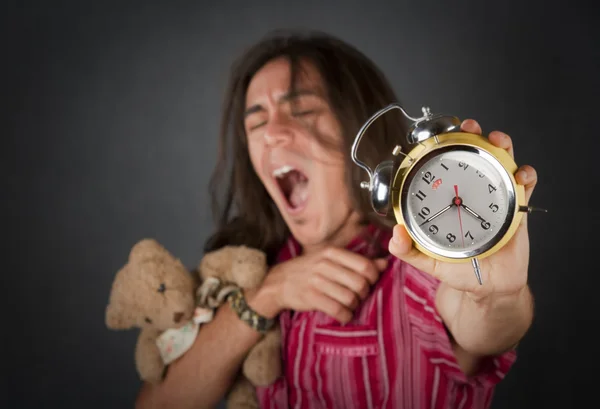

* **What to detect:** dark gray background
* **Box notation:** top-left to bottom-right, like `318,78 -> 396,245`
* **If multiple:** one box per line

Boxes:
3,0 -> 598,408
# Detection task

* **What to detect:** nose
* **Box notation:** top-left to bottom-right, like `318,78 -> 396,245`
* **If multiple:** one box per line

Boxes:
173,311 -> 184,323
264,113 -> 293,147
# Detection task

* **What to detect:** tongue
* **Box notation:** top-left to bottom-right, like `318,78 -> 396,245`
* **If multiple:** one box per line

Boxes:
284,171 -> 308,208
289,180 -> 308,208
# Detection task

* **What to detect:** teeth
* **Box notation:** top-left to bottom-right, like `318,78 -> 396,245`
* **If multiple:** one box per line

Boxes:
272,165 -> 295,178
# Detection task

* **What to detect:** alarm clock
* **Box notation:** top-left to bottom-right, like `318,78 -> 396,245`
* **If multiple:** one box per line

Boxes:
351,103 -> 545,285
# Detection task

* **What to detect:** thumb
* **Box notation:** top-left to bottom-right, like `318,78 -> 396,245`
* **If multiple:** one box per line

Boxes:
389,224 -> 441,278
389,224 -> 413,258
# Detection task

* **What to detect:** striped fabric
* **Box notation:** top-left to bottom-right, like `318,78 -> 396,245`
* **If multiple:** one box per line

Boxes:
255,224 -> 516,409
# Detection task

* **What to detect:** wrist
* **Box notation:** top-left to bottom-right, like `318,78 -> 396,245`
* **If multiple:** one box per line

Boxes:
450,285 -> 533,356
245,281 -> 281,320
466,282 -> 529,305
463,285 -> 533,329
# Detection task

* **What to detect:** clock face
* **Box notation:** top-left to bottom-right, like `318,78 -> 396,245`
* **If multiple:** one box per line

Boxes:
401,146 -> 516,259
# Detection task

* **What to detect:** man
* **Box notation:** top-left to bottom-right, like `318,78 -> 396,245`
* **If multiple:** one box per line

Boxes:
135,29 -> 536,409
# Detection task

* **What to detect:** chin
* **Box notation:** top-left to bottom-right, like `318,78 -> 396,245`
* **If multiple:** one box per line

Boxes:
290,223 -> 325,244
278,209 -> 322,243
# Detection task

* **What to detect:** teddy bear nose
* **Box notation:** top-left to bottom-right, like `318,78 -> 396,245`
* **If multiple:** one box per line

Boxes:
173,312 -> 184,323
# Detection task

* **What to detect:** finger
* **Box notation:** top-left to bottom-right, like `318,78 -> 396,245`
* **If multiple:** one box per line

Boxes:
389,224 -> 482,291
309,289 -> 353,323
373,258 -> 388,271
318,259 -> 371,300
515,164 -> 538,203
322,247 -> 386,285
488,130 -> 514,158
310,273 -> 360,309
461,119 -> 482,135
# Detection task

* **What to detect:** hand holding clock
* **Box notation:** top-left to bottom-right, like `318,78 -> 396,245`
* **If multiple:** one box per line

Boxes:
388,119 -> 538,299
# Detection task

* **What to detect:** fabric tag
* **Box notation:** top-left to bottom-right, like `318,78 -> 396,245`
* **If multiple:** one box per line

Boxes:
155,306 -> 217,365
193,307 -> 214,324
156,320 -> 200,365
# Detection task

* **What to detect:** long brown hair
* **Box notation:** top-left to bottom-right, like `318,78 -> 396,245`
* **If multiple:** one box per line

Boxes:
204,30 -> 409,264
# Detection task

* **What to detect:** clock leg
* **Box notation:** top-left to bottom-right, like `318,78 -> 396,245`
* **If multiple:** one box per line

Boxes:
518,205 -> 548,214
471,258 -> 483,285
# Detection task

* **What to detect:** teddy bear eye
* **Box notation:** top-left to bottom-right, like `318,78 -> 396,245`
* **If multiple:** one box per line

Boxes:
158,283 -> 166,293
145,317 -> 152,324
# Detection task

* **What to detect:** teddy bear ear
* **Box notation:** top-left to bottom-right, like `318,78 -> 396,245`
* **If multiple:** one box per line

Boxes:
233,246 -> 267,266
129,238 -> 171,264
197,246 -> 229,280
105,265 -> 139,330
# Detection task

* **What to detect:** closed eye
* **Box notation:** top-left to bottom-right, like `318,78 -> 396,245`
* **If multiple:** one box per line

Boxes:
249,120 -> 267,131
292,110 -> 315,117
249,112 -> 312,130
245,107 -> 318,133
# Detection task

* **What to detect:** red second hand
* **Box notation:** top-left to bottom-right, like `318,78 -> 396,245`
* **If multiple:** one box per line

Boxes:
454,184 -> 466,247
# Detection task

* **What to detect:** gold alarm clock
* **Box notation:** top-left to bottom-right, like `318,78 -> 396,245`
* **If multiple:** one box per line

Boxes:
351,103 -> 545,285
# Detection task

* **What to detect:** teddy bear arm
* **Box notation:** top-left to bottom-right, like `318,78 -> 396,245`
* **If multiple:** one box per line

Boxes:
135,328 -> 165,384
242,326 -> 282,387
226,375 -> 260,409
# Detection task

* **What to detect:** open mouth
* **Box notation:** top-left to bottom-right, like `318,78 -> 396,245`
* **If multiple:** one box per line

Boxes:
273,165 -> 309,212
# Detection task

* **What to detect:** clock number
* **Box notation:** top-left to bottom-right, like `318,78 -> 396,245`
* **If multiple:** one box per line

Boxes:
476,170 -> 485,178
488,184 -> 497,194
458,161 -> 469,170
481,221 -> 491,230
415,190 -> 427,201
418,207 -> 431,220
489,203 -> 499,213
429,225 -> 439,234
446,233 -> 456,243
422,171 -> 436,185
440,163 -> 449,171
465,231 -> 474,240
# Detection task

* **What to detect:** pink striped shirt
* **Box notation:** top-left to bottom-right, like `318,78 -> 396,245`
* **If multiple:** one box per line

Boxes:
255,224 -> 516,409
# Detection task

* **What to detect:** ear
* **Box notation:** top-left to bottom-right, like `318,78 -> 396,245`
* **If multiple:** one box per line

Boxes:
105,265 -> 139,330
231,246 -> 267,272
129,238 -> 171,264
230,246 -> 268,288
198,246 -> 230,280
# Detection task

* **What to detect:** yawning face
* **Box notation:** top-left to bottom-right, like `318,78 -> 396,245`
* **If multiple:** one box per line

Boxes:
244,57 -> 361,252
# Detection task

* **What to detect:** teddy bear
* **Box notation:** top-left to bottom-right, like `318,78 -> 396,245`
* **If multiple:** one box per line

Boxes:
105,239 -> 282,407
196,245 -> 282,409
105,238 -> 202,384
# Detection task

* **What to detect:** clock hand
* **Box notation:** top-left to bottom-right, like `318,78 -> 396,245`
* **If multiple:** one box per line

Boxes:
460,203 -> 485,222
418,204 -> 453,226
454,186 -> 484,286
453,185 -> 466,248
460,203 -> 491,229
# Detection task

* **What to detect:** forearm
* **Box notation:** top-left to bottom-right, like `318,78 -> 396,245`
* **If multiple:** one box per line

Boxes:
135,288 -> 276,409
436,283 -> 534,357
